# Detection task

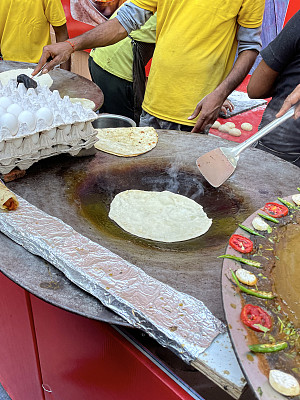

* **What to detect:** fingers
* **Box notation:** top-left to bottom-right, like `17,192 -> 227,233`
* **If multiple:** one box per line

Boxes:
276,84 -> 300,119
32,43 -> 73,76
188,103 -> 202,121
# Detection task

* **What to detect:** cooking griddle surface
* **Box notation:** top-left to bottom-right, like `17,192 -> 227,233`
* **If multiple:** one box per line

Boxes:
3,131 -> 300,324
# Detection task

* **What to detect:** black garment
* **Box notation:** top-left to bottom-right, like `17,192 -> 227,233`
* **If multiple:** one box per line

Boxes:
255,11 -> 300,164
88,57 -> 135,121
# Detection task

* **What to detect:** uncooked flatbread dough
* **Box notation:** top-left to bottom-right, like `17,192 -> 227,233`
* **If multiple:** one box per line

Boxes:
70,97 -> 95,110
224,122 -> 235,129
95,126 -> 158,157
109,190 -> 212,242
228,128 -> 241,137
0,68 -> 53,88
241,122 -> 253,131
218,124 -> 230,133
211,120 -> 221,129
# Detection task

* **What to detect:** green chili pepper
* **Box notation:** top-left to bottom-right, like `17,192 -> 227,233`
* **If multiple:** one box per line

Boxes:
231,270 -> 275,299
238,224 -> 265,238
257,213 -> 279,224
219,254 -> 262,268
249,341 -> 288,353
297,187 -> 300,192
277,197 -> 299,210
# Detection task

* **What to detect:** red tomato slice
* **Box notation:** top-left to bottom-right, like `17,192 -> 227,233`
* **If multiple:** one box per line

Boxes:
263,202 -> 288,218
241,304 -> 272,332
229,234 -> 253,254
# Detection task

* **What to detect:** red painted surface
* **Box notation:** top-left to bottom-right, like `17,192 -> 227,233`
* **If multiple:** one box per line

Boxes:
61,0 -> 94,39
283,0 -> 299,25
0,273 -> 44,400
30,295 -> 196,400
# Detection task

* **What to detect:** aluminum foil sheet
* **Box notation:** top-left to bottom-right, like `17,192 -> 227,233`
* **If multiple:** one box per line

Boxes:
0,195 -> 225,363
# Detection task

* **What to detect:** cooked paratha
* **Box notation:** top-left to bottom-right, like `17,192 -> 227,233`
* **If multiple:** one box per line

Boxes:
94,126 -> 158,157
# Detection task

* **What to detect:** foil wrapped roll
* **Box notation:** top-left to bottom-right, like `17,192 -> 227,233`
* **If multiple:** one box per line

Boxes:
0,195 -> 225,363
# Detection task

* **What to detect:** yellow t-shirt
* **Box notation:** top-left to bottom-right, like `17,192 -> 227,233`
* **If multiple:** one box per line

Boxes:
0,0 -> 66,63
90,13 -> 156,82
131,0 -> 265,126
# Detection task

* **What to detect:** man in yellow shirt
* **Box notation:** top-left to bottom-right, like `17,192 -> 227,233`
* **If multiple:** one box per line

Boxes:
0,0 -> 70,69
33,0 -> 265,132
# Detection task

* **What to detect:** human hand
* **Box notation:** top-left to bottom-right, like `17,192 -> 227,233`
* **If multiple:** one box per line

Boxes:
188,91 -> 225,133
32,42 -> 74,76
276,84 -> 300,119
221,99 -> 234,115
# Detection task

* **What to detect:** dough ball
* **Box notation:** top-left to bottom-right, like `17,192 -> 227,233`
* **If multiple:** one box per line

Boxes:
224,122 -> 235,129
211,120 -> 221,129
218,124 -> 230,133
241,122 -> 253,131
228,128 -> 241,137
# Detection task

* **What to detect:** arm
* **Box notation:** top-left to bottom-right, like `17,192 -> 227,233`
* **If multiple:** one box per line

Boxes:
188,24 -> 262,133
52,23 -> 70,71
189,49 -> 258,133
276,84 -> 300,119
32,18 -> 128,75
247,59 -> 279,99
32,2 -> 152,76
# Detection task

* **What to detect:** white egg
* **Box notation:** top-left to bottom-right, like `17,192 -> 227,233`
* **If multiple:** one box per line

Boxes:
35,107 -> 54,126
0,96 -> 13,110
7,103 -> 23,117
0,105 -> 6,115
18,110 -> 37,132
0,112 -> 19,135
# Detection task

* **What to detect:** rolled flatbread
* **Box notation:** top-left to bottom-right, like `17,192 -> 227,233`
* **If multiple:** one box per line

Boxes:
0,181 -> 18,210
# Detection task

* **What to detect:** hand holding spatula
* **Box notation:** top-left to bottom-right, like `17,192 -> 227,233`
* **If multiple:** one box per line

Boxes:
196,105 -> 296,187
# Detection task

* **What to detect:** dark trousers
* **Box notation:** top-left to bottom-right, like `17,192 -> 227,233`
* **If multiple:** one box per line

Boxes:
88,57 -> 135,122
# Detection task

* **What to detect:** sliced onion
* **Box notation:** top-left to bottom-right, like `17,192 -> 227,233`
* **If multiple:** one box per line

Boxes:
252,216 -> 270,231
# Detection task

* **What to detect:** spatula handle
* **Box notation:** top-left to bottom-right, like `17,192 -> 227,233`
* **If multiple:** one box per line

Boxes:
232,106 -> 295,157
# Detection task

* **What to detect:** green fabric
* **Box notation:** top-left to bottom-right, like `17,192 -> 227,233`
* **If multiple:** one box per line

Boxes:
90,13 -> 156,82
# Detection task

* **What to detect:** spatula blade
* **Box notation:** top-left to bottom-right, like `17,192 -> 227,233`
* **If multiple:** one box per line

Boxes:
196,148 -> 236,187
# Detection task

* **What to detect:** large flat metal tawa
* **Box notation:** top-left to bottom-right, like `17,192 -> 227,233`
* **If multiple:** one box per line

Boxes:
3,131 -> 300,325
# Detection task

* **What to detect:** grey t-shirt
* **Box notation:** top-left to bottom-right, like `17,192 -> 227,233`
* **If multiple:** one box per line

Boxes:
258,10 -> 300,154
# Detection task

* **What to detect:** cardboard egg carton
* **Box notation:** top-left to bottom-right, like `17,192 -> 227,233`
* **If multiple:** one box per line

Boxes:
0,81 -> 98,174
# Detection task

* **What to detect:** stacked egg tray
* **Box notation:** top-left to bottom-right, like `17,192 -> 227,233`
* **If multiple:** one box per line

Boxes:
0,80 -> 98,174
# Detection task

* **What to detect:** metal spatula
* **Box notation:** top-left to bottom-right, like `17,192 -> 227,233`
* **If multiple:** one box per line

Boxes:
196,106 -> 296,187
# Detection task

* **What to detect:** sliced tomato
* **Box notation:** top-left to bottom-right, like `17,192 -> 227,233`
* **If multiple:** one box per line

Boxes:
241,304 -> 272,332
229,234 -> 253,254
263,202 -> 288,218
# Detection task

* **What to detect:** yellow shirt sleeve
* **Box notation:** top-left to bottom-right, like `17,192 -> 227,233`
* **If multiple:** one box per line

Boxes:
130,0 -> 157,14
44,0 -> 67,27
238,0 -> 265,28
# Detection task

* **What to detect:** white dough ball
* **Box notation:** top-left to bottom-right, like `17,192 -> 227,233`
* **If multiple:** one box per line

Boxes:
218,124 -> 230,133
224,122 -> 235,129
228,128 -> 241,137
211,120 -> 221,129
241,122 -> 253,131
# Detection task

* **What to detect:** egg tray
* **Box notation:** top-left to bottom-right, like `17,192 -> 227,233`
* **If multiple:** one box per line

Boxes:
0,80 -> 98,174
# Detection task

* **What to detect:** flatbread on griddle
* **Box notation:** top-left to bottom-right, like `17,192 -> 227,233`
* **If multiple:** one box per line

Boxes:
69,97 -> 95,110
94,126 -> 158,157
0,68 -> 53,88
109,190 -> 212,242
